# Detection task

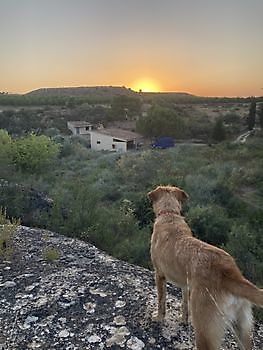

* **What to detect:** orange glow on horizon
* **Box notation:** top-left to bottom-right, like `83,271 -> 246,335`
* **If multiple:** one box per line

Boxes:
130,78 -> 162,92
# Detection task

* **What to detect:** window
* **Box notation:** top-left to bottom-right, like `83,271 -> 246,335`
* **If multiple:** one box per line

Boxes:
97,140 -> 101,144
112,144 -> 116,149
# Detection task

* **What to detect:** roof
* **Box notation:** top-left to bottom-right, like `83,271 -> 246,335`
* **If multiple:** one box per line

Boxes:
92,128 -> 141,141
67,121 -> 93,128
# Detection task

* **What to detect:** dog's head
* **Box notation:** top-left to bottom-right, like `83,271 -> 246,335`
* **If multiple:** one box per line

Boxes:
147,185 -> 188,216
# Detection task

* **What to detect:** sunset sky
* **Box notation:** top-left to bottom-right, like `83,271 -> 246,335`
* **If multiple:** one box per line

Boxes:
1,0 -> 262,96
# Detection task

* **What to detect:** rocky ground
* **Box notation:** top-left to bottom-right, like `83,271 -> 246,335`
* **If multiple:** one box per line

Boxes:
0,226 -> 262,349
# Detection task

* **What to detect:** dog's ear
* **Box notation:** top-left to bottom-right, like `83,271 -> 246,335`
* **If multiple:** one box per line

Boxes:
147,187 -> 161,202
147,189 -> 156,202
176,188 -> 189,202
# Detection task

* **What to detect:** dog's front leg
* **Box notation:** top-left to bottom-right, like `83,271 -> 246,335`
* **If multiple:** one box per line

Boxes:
153,272 -> 166,322
181,288 -> 189,324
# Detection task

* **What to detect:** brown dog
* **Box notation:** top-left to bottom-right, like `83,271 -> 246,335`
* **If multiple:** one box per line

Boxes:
148,185 -> 263,350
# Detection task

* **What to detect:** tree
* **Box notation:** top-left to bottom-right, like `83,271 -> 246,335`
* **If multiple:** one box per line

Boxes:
247,97 -> 256,131
258,103 -> 263,130
0,129 -> 12,164
109,95 -> 142,120
136,106 -> 185,138
12,134 -> 60,172
211,118 -> 226,142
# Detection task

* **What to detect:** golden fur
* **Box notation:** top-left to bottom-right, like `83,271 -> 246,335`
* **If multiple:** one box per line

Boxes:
148,185 -> 263,350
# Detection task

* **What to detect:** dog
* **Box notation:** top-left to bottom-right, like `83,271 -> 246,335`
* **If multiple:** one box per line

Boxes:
148,185 -> 263,350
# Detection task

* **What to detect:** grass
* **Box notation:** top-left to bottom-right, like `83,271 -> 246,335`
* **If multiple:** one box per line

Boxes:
0,208 -> 19,259
43,247 -> 60,262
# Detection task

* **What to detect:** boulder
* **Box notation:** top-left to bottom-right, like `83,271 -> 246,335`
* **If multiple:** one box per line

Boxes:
0,226 -> 262,349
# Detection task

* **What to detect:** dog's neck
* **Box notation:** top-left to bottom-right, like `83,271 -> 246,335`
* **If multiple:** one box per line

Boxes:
157,209 -> 181,217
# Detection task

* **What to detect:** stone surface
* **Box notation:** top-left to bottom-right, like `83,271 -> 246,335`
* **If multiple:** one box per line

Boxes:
0,226 -> 262,349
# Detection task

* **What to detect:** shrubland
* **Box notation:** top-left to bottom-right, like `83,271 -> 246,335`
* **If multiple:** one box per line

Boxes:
0,129 -> 262,292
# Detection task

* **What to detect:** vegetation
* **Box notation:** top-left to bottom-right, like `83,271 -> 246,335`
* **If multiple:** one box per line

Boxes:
12,134 -> 60,173
258,103 -> 263,129
0,208 -> 19,259
247,97 -> 256,130
136,106 -> 185,138
211,118 -> 227,142
43,247 -> 60,262
0,129 -> 262,285
109,95 -> 142,120
0,131 -> 60,173
0,96 -> 263,317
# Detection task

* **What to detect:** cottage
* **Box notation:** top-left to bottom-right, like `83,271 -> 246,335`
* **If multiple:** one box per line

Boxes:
67,121 -> 93,135
89,128 -> 141,152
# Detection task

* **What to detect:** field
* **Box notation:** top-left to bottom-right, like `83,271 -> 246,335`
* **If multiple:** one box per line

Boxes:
0,94 -> 262,300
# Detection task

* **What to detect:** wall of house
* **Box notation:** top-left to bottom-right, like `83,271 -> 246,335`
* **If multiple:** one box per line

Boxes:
67,123 -> 92,135
90,132 -> 127,152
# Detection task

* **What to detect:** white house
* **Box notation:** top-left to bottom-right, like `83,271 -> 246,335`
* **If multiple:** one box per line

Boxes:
67,121 -> 93,135
89,128 -> 141,152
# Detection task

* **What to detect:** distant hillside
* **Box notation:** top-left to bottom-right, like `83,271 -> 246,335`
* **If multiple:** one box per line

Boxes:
25,86 -> 138,98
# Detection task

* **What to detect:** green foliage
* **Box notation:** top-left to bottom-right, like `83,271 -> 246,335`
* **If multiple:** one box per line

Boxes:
258,103 -> 263,129
1,125 -> 263,297
226,224 -> 263,284
12,134 -> 60,172
186,205 -> 230,246
109,95 -> 142,120
43,247 -> 60,262
0,208 -> 20,259
0,94 -> 110,107
211,118 -> 227,142
247,97 -> 256,131
136,106 -> 185,138
0,129 -> 12,164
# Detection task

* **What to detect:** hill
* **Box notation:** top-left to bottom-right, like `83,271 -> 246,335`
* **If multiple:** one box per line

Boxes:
25,86 -> 194,100
25,86 -> 138,98
1,226 -> 262,349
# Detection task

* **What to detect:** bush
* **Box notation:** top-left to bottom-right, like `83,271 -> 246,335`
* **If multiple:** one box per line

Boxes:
0,129 -> 12,165
136,106 -> 185,138
12,134 -> 60,172
211,118 -> 227,142
0,208 -> 20,259
226,224 -> 263,285
186,205 -> 231,246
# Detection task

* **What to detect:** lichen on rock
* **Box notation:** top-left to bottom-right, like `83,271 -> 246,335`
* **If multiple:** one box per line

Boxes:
0,226 -> 262,349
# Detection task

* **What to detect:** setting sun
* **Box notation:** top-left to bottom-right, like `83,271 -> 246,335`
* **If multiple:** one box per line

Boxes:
130,78 -> 161,92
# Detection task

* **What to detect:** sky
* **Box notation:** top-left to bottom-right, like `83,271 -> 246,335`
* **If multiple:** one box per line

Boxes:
0,0 -> 263,96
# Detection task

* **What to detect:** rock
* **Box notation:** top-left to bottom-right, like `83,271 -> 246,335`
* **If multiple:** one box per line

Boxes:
25,316 -> 39,323
0,225 -> 262,349
58,330 -> 70,338
106,326 -> 130,347
115,300 -> 126,308
87,335 -> 101,343
0,280 -> 16,288
127,336 -> 145,349
113,315 -> 126,326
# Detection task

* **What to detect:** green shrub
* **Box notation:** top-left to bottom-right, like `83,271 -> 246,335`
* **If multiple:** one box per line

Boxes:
12,134 -> 60,172
186,205 -> 231,246
0,208 -> 20,259
0,129 -> 12,165
226,224 -> 263,285
43,247 -> 60,262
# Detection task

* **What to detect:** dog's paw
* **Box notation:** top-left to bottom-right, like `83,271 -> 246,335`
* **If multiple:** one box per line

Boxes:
152,311 -> 164,323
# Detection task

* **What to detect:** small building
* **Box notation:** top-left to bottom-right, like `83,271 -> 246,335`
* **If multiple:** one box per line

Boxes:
67,121 -> 93,135
89,128 -> 141,152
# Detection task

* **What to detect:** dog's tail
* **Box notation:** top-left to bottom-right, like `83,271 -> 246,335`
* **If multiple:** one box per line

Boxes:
227,278 -> 263,307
